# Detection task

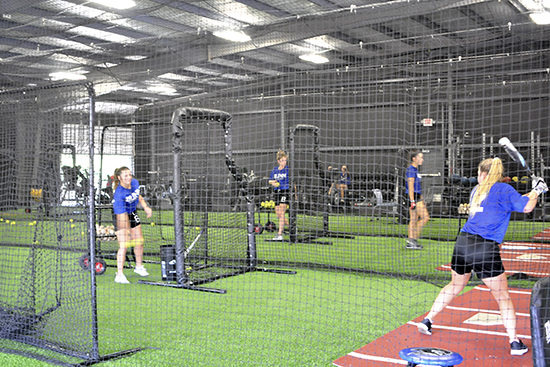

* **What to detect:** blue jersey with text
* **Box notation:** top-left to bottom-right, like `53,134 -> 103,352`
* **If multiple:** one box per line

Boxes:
405,165 -> 421,194
269,166 -> 289,191
461,182 -> 529,243
340,172 -> 351,185
112,178 -> 141,215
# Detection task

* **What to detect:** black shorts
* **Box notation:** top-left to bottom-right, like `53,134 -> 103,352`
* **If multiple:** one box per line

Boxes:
112,210 -> 141,232
273,189 -> 289,206
451,232 -> 505,279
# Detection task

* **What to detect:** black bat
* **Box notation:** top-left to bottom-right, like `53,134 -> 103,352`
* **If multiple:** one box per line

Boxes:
499,137 -> 534,178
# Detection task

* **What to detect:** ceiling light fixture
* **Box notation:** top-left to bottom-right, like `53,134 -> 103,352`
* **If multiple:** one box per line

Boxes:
49,72 -> 87,81
299,54 -> 329,64
124,55 -> 147,61
147,85 -> 177,94
89,0 -> 136,10
213,30 -> 251,42
530,11 -> 550,24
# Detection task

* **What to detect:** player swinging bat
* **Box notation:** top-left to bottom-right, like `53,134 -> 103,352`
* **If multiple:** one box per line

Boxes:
499,137 -> 547,194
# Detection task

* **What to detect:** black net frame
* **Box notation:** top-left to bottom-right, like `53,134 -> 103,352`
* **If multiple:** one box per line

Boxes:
0,83 -> 142,365
0,83 -> 99,363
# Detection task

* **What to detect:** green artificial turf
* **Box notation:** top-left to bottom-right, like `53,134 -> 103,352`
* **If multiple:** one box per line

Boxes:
0,208 -> 545,366
0,269 -> 448,367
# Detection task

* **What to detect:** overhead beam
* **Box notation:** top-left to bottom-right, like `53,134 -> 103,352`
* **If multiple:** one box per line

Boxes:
208,0 -> 492,59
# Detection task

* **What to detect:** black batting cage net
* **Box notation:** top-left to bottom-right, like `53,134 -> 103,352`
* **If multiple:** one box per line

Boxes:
0,1 -> 549,366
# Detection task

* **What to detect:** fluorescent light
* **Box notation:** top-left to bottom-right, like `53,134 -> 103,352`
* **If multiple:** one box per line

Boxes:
159,73 -> 194,81
70,26 -> 135,44
299,54 -> 329,64
89,0 -> 136,10
147,85 -> 177,94
49,72 -> 87,81
184,65 -> 221,76
96,62 -> 119,68
530,11 -> 550,24
124,55 -> 147,61
64,101 -> 139,115
213,30 -> 251,42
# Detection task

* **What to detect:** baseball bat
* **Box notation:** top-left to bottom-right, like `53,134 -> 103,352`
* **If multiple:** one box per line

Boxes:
184,229 -> 204,257
498,137 -> 534,178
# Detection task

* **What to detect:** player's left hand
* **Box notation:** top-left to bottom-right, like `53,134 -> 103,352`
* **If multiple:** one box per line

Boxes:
532,176 -> 548,195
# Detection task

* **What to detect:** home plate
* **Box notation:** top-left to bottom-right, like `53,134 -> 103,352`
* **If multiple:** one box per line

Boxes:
517,253 -> 547,260
463,312 -> 502,326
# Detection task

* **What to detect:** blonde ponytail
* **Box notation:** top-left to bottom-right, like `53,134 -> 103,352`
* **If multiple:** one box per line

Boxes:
470,158 -> 503,210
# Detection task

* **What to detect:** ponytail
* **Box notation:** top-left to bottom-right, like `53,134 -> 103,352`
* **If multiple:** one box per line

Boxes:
113,166 -> 130,190
470,158 -> 503,210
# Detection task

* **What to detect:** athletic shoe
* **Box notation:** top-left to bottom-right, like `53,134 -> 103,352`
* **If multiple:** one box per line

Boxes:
417,318 -> 432,335
114,273 -> 130,284
134,266 -> 149,277
510,339 -> 528,356
406,238 -> 423,250
273,234 -> 283,241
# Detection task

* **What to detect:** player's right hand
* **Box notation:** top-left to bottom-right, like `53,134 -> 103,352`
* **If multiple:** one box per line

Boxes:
273,181 -> 280,187
410,200 -> 416,210
533,177 -> 548,195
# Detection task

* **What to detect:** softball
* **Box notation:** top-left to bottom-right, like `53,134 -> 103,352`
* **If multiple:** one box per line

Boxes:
71,224 -> 76,228
29,222 -> 34,226
274,182 -> 280,187
195,227 -> 200,230
151,222 -> 155,226
69,219 -> 74,223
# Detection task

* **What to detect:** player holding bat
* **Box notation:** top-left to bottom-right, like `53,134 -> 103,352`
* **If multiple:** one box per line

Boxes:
418,156 -> 547,356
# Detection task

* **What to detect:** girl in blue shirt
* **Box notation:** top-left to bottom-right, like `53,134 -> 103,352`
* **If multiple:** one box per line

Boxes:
418,157 -> 546,356
405,151 -> 429,249
111,166 -> 153,284
268,151 -> 290,241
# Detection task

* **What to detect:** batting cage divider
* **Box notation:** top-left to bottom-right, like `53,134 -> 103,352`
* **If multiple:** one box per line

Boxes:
139,107 -> 294,294
531,277 -> 550,367
288,124 -> 354,245
0,83 -> 142,365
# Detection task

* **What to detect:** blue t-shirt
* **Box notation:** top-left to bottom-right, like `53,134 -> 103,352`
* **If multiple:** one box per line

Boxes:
461,182 -> 529,243
112,178 -> 141,215
340,172 -> 351,185
405,165 -> 421,194
269,166 -> 289,191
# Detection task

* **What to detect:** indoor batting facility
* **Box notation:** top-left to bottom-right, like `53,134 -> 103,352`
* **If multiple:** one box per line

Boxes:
1,1 -> 550,366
